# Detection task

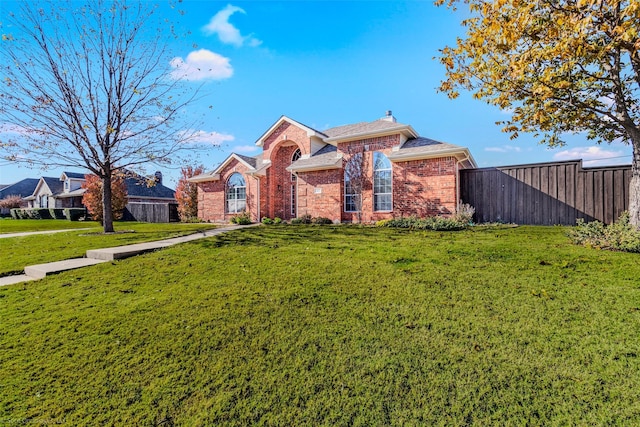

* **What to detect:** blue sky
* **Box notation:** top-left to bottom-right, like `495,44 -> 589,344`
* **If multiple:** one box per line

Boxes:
1,0 -> 633,188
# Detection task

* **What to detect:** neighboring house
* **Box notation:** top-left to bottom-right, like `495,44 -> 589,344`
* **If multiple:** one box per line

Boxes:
0,178 -> 40,215
190,112 -> 477,223
25,172 -> 86,208
24,171 -> 176,208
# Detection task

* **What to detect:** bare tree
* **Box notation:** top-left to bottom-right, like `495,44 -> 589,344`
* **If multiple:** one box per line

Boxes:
344,150 -> 369,224
0,0 -> 202,232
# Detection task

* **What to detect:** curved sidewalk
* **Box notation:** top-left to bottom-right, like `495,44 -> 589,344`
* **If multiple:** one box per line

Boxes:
0,224 -> 257,286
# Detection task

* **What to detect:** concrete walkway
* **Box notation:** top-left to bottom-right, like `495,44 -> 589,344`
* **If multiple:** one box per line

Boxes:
0,224 -> 257,286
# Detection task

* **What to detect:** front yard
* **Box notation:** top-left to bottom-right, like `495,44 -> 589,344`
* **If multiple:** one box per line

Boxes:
0,221 -> 217,276
1,225 -> 638,425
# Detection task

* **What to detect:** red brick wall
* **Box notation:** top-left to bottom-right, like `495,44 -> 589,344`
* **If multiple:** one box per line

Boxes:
263,122 -> 310,161
393,157 -> 458,217
196,159 -> 259,222
297,169 -> 342,222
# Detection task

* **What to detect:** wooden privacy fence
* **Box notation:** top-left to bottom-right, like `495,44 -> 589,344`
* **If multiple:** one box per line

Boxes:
123,202 -> 179,223
460,160 -> 632,225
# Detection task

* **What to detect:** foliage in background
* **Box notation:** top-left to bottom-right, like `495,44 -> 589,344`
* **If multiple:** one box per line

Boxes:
0,195 -> 23,210
570,211 -> 640,253
437,0 -> 640,227
82,174 -> 127,223
0,0 -> 204,233
175,165 -> 204,222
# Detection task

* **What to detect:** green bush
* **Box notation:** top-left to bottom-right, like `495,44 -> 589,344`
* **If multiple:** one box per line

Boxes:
230,211 -> 252,225
10,208 -> 19,219
64,208 -> 86,221
261,217 -> 274,225
273,217 -> 282,224
312,216 -> 333,225
36,208 -> 53,219
569,212 -> 640,253
291,214 -> 312,225
49,208 -> 66,219
376,215 -> 467,231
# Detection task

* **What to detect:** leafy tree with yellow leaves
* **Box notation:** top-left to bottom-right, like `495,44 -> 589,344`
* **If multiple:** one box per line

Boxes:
437,0 -> 640,227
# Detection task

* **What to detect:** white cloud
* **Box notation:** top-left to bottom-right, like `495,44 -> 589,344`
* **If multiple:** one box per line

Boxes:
170,49 -> 233,81
553,145 -> 631,166
485,145 -> 522,153
202,4 -> 262,47
234,144 -> 260,154
181,130 -> 235,146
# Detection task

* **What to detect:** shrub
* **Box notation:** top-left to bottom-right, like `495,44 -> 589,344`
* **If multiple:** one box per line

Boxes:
261,217 -> 274,225
569,212 -> 640,253
64,208 -> 86,221
291,214 -> 313,225
35,208 -> 52,219
49,208 -> 66,219
0,194 -> 23,210
454,202 -> 475,224
273,217 -> 282,224
376,215 -> 467,231
10,208 -> 19,219
230,211 -> 252,225
312,217 -> 333,225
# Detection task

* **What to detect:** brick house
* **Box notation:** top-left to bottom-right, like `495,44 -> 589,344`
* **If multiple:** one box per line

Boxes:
190,113 -> 476,223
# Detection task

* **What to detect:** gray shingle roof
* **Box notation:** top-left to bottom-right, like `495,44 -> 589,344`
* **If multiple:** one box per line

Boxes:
396,137 -> 464,155
323,119 -> 409,139
42,176 -> 64,195
0,178 -> 39,199
235,153 -> 258,169
63,171 -> 86,179
287,145 -> 342,172
125,176 -> 175,200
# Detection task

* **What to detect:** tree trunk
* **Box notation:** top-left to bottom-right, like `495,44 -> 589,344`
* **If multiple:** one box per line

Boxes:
629,139 -> 640,229
102,173 -> 115,233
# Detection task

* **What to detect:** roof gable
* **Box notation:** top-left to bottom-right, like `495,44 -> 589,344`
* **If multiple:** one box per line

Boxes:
255,115 -> 327,147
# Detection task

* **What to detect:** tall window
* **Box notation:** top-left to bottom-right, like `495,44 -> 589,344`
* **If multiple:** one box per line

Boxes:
344,153 -> 362,212
226,173 -> 246,213
373,152 -> 392,211
291,149 -> 301,216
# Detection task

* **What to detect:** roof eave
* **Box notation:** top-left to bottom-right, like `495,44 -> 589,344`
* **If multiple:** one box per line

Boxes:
188,173 -> 221,183
286,159 -> 343,173
323,125 -> 418,144
388,147 -> 477,167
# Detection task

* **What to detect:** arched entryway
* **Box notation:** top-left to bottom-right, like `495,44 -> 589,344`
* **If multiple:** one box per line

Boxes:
268,142 -> 302,220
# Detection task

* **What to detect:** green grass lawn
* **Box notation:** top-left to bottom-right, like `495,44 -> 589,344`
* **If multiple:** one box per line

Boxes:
0,222 -> 217,276
0,218 -> 103,234
1,225 -> 639,425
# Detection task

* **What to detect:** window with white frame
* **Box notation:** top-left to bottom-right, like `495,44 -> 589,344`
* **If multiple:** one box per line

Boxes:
344,153 -> 362,212
226,173 -> 246,213
373,152 -> 392,211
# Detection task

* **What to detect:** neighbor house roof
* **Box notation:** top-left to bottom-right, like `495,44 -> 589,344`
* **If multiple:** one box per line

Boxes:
124,175 -> 175,200
0,178 -> 40,199
62,171 -> 86,179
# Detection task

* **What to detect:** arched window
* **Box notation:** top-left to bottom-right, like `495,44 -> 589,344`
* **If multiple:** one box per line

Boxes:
344,153 -> 362,213
373,152 -> 392,211
290,148 -> 301,216
226,173 -> 246,213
